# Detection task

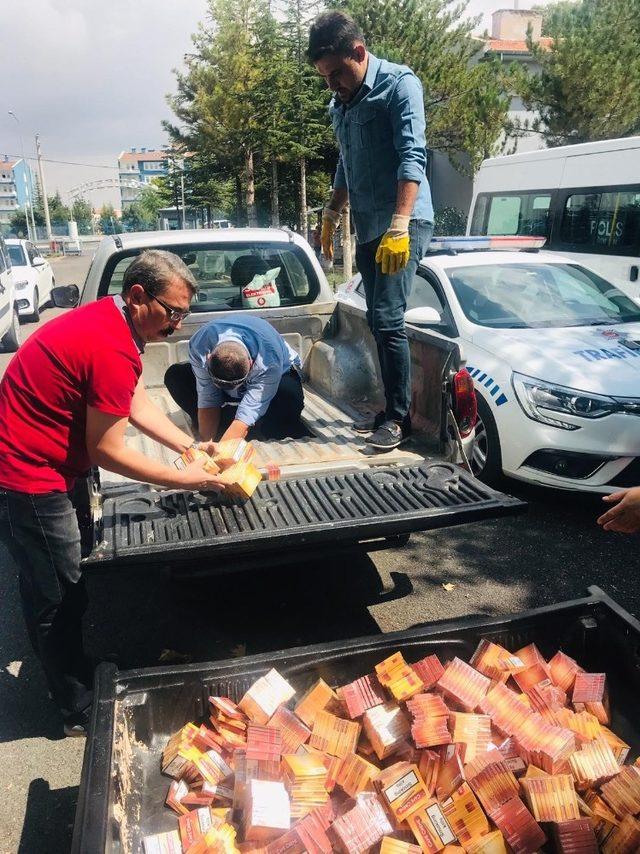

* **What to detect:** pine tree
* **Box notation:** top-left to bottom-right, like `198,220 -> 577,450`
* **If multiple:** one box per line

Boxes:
281,0 -> 333,232
517,0 -> 640,146
166,0 -> 269,226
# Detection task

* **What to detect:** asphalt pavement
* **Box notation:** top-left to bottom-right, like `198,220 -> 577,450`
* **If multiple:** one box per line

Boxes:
0,251 -> 638,853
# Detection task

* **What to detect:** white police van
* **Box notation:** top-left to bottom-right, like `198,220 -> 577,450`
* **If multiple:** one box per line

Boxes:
338,236 -> 640,493
468,137 -> 640,299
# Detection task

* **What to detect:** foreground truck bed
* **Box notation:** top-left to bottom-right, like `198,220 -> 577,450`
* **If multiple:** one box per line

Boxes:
72,586 -> 640,852
84,383 -> 523,573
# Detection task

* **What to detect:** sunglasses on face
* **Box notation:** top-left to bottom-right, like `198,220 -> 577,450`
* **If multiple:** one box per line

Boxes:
143,287 -> 191,323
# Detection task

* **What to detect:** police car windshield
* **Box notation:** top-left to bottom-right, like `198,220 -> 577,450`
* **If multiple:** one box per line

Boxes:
448,262 -> 640,329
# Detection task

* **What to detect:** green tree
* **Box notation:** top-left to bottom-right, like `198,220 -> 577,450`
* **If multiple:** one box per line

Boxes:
71,197 -> 93,234
516,0 -> 640,146
98,203 -> 122,234
281,0 -> 333,231
9,207 -> 44,238
329,0 -> 512,174
46,191 -> 71,225
534,0 -> 581,35
166,0 -> 269,227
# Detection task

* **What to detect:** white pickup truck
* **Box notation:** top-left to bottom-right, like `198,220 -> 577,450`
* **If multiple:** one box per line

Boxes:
52,227 -> 522,574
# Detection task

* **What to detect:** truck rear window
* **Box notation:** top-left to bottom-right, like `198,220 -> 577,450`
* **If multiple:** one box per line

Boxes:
99,242 -> 319,310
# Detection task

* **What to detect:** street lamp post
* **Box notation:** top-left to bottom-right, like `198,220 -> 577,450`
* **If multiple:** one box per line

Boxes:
8,110 -> 35,241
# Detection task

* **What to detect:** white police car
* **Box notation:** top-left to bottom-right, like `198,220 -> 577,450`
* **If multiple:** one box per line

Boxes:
337,237 -> 640,492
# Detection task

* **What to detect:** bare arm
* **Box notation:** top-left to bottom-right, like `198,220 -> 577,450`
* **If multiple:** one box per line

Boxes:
221,418 -> 249,442
129,379 -> 194,453
198,407 -> 221,442
395,179 -> 420,218
86,406 -> 222,490
327,186 -> 349,214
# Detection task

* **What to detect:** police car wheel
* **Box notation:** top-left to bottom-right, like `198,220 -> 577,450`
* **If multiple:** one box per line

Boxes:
471,395 -> 502,485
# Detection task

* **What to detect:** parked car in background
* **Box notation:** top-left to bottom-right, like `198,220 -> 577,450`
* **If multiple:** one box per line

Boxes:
0,234 -> 20,352
468,136 -> 640,299
6,238 -> 55,321
338,236 -> 640,493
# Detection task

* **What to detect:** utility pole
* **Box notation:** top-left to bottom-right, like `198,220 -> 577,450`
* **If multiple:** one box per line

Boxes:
8,111 -> 34,241
35,134 -> 53,244
178,158 -> 186,229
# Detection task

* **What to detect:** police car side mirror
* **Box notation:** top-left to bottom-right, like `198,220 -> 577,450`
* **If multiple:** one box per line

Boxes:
405,306 -> 442,326
51,284 -> 80,308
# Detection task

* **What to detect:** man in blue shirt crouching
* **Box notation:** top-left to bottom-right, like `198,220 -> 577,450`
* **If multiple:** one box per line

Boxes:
165,315 -> 305,442
308,11 -> 434,450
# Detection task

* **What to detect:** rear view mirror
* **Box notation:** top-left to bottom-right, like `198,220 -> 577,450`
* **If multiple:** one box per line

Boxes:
405,306 -> 442,325
51,284 -> 80,308
32,256 -> 46,267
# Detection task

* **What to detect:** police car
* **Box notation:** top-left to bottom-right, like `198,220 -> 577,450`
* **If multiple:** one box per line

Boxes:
337,237 -> 640,492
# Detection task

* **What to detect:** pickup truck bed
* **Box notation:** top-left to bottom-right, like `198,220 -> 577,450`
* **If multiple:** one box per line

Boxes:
84,384 -> 524,573
71,586 -> 640,853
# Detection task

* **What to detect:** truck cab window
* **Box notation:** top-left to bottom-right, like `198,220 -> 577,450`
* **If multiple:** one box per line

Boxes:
100,244 -> 319,309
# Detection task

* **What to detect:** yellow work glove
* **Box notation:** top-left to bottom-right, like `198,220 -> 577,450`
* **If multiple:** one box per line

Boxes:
375,214 -> 411,275
321,207 -> 341,261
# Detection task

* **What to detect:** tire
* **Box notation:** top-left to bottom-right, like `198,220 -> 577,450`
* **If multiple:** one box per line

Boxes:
28,287 -> 40,322
1,306 -> 21,353
470,394 -> 503,484
44,277 -> 55,308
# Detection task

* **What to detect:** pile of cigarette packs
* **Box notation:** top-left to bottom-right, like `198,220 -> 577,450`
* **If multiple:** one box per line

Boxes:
175,439 -> 279,500
144,640 -> 640,853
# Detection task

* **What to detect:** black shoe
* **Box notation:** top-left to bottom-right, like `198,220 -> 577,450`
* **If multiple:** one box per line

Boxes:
366,419 -> 411,451
63,707 -> 91,738
353,410 -> 385,434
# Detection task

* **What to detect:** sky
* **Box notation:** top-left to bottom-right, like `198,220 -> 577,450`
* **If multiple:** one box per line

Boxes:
1,0 -> 555,210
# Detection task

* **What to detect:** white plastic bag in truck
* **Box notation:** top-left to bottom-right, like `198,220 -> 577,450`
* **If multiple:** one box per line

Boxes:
241,267 -> 281,309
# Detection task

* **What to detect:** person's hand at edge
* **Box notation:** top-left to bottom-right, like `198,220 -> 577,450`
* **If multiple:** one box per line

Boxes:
597,487 -> 640,534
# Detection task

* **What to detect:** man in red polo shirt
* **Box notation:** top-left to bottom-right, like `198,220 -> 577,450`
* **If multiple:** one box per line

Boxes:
0,249 -> 222,735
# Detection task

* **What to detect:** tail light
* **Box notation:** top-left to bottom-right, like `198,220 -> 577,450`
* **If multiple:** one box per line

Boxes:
452,368 -> 477,438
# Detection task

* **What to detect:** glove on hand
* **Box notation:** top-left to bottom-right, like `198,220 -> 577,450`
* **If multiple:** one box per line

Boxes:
375,214 -> 410,275
321,207 -> 341,261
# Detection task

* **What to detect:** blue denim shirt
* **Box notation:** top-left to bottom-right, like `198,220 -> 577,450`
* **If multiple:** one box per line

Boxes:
189,315 -> 301,426
330,53 -> 434,245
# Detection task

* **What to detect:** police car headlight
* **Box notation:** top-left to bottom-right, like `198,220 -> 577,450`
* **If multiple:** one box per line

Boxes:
14,279 -> 29,290
512,373 -> 618,430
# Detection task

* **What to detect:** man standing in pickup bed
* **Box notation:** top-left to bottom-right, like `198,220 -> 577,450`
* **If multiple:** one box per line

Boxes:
308,11 -> 434,450
0,250 -> 222,736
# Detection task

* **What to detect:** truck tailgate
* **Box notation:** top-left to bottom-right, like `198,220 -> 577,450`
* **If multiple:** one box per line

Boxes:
83,462 -> 524,570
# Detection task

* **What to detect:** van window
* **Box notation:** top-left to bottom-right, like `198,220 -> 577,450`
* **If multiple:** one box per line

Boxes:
560,190 -> 640,251
471,192 -> 551,238
100,243 -> 319,310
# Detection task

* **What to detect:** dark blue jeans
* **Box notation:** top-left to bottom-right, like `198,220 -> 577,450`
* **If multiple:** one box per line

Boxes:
356,219 -> 433,423
0,488 -> 92,717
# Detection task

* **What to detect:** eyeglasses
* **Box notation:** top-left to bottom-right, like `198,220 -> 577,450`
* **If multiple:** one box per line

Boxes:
208,368 -> 251,390
143,287 -> 191,323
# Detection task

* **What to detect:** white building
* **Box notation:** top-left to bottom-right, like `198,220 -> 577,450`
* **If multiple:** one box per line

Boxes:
117,148 -> 169,207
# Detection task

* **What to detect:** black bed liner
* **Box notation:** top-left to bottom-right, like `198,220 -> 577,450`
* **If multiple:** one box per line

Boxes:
83,462 -> 524,569
71,586 -> 640,853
